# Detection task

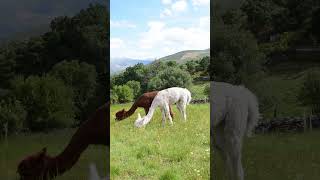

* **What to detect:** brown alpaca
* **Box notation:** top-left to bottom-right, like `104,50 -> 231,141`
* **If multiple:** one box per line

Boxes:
115,91 -> 174,121
17,103 -> 109,180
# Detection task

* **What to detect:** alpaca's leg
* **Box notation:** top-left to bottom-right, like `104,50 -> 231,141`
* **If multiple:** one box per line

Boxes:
224,103 -> 245,180
169,105 -> 174,119
164,103 -> 173,125
182,102 -> 187,121
177,101 -> 187,121
176,102 -> 184,120
224,134 -> 243,180
161,108 -> 166,127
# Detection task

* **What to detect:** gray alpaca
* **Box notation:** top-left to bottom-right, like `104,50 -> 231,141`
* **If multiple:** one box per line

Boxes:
211,81 -> 260,180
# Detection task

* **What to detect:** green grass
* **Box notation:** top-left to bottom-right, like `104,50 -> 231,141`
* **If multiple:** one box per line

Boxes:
110,103 -> 210,180
189,82 -> 209,99
260,60 -> 320,117
213,130 -> 320,180
0,129 -> 108,180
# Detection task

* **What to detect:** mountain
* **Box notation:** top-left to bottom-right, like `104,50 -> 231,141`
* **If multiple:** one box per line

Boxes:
110,49 -> 210,73
157,49 -> 209,64
110,57 -> 152,74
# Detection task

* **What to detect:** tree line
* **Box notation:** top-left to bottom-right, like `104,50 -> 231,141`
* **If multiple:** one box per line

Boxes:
211,0 -> 320,116
111,56 -> 210,103
0,3 -> 108,135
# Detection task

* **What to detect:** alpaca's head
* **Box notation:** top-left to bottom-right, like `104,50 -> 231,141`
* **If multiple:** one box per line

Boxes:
17,147 -> 50,180
115,109 -> 126,121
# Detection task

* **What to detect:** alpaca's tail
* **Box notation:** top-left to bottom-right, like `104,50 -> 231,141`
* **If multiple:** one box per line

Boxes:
246,90 -> 260,137
186,89 -> 192,105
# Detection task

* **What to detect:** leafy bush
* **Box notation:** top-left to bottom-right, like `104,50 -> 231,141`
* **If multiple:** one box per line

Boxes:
125,80 -> 141,98
204,84 -> 210,97
298,70 -> 320,115
0,99 -> 26,135
112,85 -> 134,103
49,60 -> 97,121
147,67 -> 192,91
110,90 -> 119,104
10,75 -> 74,131
210,22 -> 265,85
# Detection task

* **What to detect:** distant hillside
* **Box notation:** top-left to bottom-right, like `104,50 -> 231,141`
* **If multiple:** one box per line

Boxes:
110,57 -> 152,74
157,49 -> 209,64
111,49 -> 210,73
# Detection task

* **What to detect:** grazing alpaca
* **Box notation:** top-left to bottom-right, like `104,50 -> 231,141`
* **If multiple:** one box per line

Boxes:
211,81 -> 260,180
88,163 -> 109,180
135,87 -> 191,128
17,103 -> 109,180
115,91 -> 174,121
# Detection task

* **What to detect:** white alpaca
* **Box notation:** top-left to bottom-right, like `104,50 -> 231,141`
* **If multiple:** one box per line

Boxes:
211,81 -> 260,180
135,87 -> 192,128
88,163 -> 109,180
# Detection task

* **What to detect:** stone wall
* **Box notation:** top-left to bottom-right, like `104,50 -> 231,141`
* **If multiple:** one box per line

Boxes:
255,116 -> 320,133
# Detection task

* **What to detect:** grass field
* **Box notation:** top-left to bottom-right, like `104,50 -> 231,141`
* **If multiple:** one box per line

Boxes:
189,82 -> 209,99
213,130 -> 320,180
110,103 -> 210,180
0,129 -> 108,180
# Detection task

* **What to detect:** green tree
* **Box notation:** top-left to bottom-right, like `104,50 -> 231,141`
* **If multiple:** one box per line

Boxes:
10,75 -> 74,131
0,52 -> 15,88
148,67 -> 192,91
210,22 -> 265,85
126,80 -> 141,98
0,99 -> 27,135
198,56 -> 210,74
49,60 -> 97,122
185,60 -> 198,74
298,70 -> 320,115
112,85 -> 134,103
166,61 -> 178,67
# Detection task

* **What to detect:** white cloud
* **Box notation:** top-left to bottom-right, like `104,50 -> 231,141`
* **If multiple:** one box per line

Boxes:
137,16 -> 209,55
199,16 -> 210,29
171,0 -> 188,12
161,0 -> 172,5
111,16 -> 209,59
192,0 -> 210,6
111,20 -> 136,28
111,38 -> 124,49
160,8 -> 172,18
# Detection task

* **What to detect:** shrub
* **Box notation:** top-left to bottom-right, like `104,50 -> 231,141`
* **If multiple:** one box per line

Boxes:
112,85 -> 134,103
148,67 -> 192,91
125,80 -> 141,98
298,70 -> 320,115
0,99 -> 26,135
10,75 -> 75,131
49,60 -> 97,122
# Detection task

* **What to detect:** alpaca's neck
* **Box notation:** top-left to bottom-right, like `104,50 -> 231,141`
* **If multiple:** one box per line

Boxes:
46,104 -> 108,178
47,128 -> 89,178
142,98 -> 160,124
123,101 -> 139,118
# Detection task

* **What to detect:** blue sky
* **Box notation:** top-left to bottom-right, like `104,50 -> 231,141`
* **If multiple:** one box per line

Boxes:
111,0 -> 210,60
